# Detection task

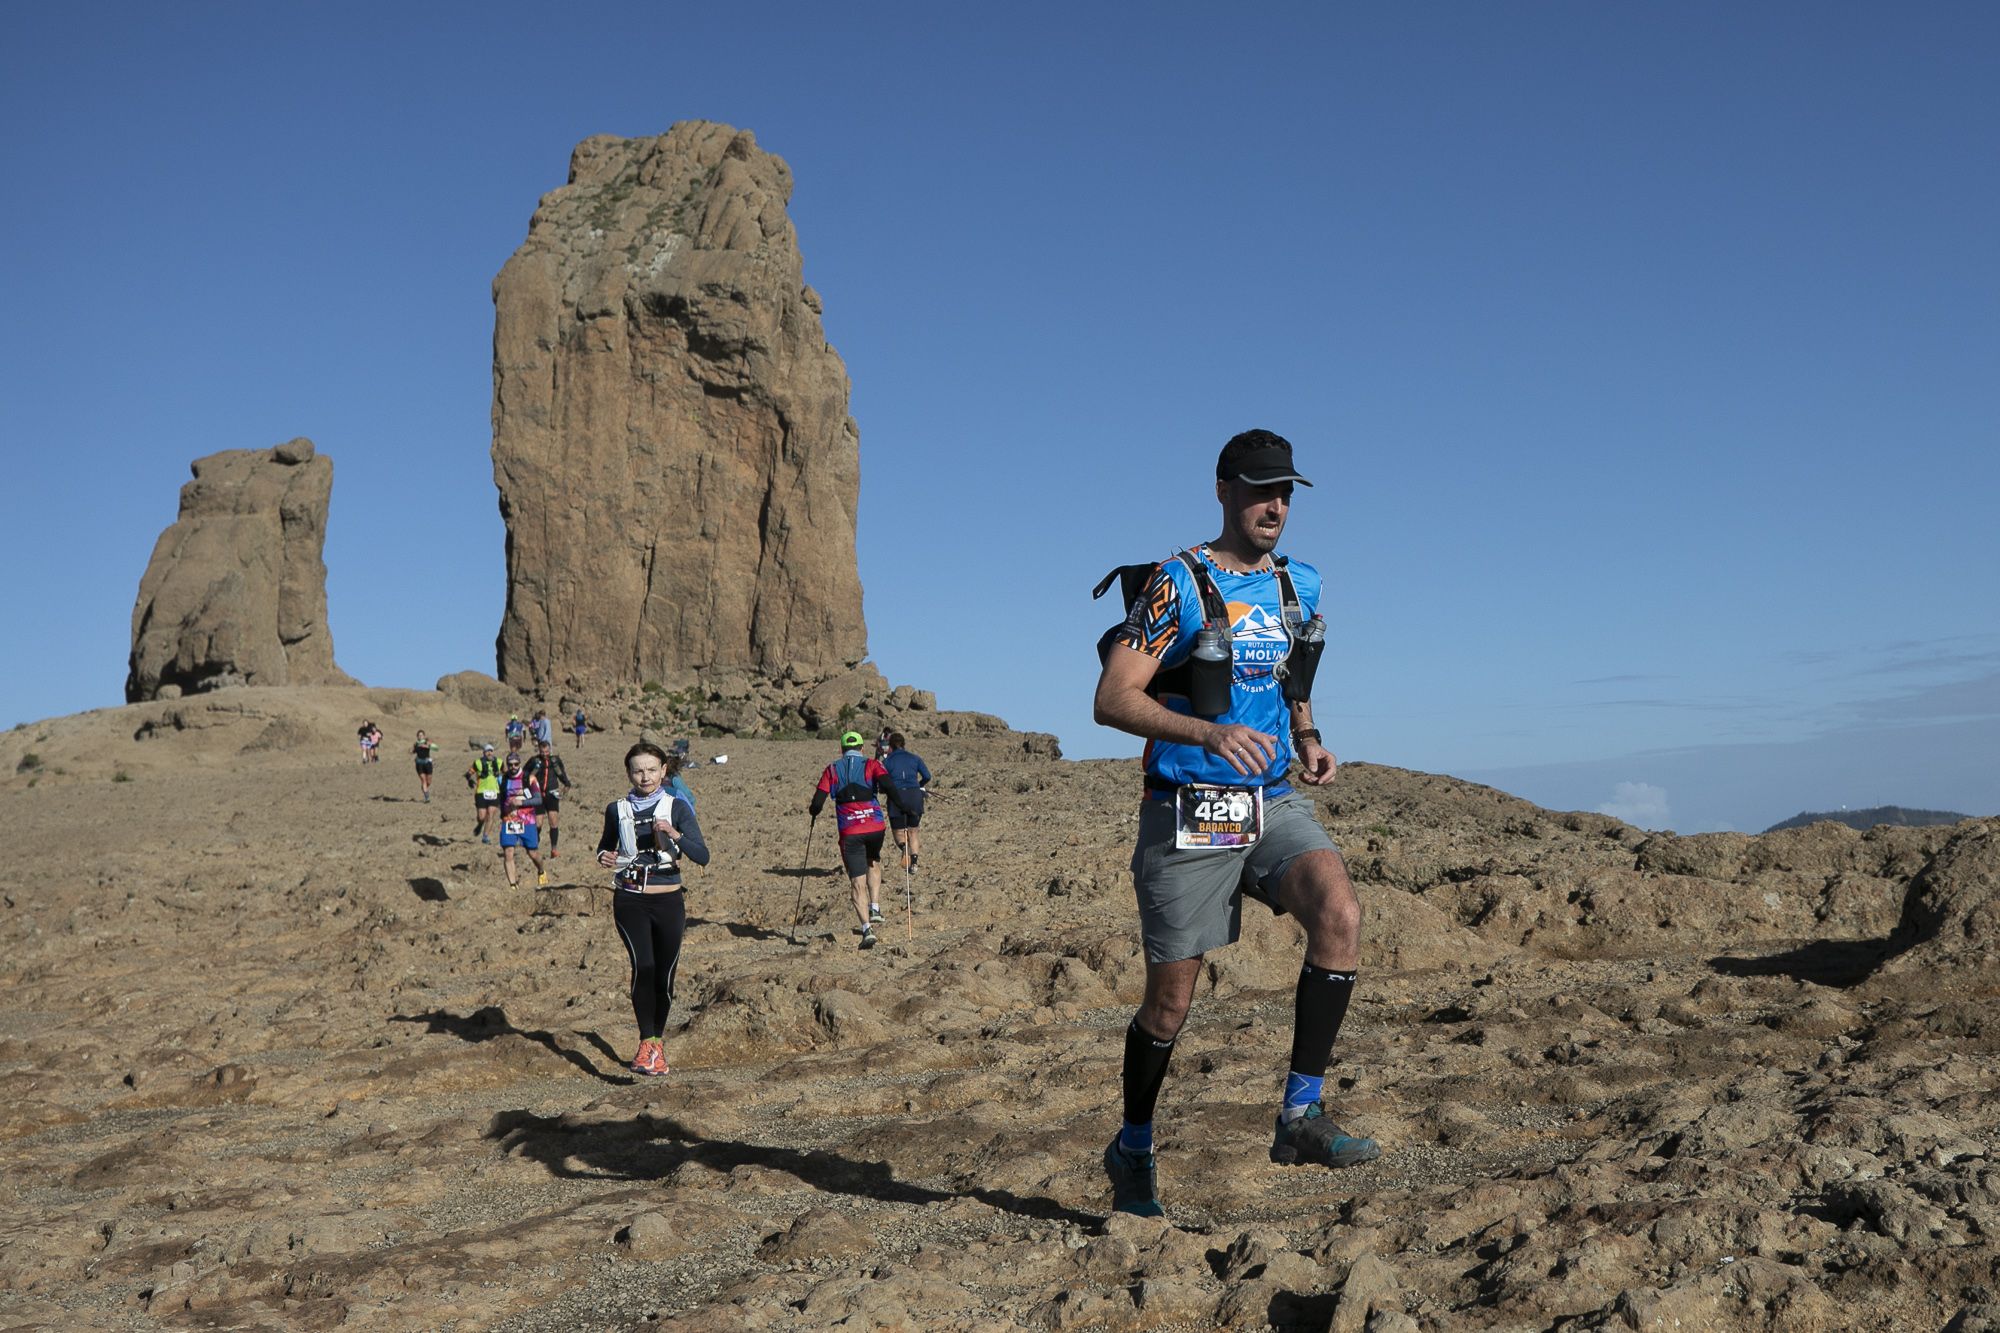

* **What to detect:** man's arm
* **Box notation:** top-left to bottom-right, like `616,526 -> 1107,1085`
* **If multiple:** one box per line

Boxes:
1094,644 -> 1276,778
1286,699 -> 1337,786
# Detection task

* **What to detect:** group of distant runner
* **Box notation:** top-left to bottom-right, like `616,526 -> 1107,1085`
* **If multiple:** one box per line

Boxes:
353,429 -> 1366,1217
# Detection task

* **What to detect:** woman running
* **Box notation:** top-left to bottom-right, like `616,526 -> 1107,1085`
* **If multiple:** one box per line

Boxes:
412,730 -> 438,801
597,741 -> 709,1077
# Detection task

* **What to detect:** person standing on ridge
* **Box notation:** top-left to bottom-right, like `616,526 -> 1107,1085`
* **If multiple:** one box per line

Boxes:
411,730 -> 438,802
809,730 -> 904,950
497,750 -> 549,888
663,746 -> 696,811
467,743 -> 503,843
1092,428 -> 1374,1220
524,739 -> 574,858
597,741 -> 710,1078
880,732 -> 932,873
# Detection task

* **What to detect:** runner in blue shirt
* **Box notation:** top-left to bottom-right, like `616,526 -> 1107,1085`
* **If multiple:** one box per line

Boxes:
1092,429 -> 1376,1219
879,732 -> 932,873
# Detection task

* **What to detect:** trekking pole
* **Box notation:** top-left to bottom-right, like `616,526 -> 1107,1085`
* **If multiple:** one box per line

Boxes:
903,856 -> 914,941
789,815 -> 816,946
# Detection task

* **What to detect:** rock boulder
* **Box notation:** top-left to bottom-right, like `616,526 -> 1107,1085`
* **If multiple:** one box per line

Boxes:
125,439 -> 351,702
491,121 -> 866,693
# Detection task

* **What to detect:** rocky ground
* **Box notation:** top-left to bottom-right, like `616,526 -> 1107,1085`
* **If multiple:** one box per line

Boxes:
1,686 -> 1995,1331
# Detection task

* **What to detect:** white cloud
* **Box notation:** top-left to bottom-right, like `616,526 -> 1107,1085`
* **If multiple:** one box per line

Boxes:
1598,781 -> 1671,830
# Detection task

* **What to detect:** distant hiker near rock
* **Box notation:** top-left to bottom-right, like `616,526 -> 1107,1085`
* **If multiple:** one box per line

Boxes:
809,731 -> 905,951
663,746 -> 696,811
1092,429 -> 1374,1219
497,751 -> 548,888
467,744 -> 502,843
523,739 -> 573,858
597,741 -> 710,1077
126,438 -> 354,702
881,732 -> 932,874
572,708 -> 588,750
505,713 -> 526,755
530,709 -> 552,748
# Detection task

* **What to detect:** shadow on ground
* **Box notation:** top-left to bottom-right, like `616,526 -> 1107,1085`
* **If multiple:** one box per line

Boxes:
392,1006 -> 634,1086
1708,936 -> 1896,988
484,1108 -> 1100,1227
688,915 -> 788,941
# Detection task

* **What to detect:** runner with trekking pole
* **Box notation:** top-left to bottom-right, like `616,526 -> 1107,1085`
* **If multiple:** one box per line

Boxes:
808,730 -> 906,951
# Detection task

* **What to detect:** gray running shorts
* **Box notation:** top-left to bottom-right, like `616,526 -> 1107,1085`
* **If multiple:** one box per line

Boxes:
1130,788 -> 1339,964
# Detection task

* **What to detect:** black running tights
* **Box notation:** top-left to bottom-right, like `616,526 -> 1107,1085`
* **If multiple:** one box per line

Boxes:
613,890 -> 686,1040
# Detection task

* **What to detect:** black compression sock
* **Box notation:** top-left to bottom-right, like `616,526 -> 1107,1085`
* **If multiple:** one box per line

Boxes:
1288,963 -> 1356,1079
549,827 -> 560,851
1121,1017 -> 1178,1129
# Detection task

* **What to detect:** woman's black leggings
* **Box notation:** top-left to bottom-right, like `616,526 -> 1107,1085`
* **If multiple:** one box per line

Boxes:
613,890 -> 685,1040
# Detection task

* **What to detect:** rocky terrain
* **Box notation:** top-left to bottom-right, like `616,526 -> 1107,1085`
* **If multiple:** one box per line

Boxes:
491,122 -> 867,695
2,686 -> 1995,1331
125,439 -> 351,702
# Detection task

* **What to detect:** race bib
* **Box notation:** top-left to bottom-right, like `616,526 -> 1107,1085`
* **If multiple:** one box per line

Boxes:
503,819 -> 524,835
1174,784 -> 1263,850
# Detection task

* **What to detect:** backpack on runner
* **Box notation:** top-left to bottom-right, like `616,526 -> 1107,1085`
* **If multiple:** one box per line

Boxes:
1091,550 -> 1321,710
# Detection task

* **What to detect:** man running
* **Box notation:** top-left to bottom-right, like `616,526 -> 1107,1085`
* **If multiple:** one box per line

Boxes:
497,751 -> 548,887
1093,428 -> 1375,1219
809,730 -> 904,950
505,713 -> 527,755
572,708 -> 588,750
412,730 -> 438,802
524,739 -> 574,858
467,743 -> 503,843
880,732 -> 932,872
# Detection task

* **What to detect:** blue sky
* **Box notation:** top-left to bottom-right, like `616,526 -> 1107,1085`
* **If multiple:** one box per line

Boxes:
4,3 -> 1996,833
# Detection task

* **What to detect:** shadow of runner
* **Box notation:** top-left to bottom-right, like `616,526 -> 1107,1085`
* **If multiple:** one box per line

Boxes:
484,1109 -> 1099,1226
764,864 -> 840,879
1708,937 -> 1894,988
392,1006 -> 635,1086
1712,932 -> 1896,984
687,915 -> 788,942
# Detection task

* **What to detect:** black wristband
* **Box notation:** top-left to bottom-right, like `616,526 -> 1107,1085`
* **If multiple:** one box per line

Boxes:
1292,728 -> 1322,746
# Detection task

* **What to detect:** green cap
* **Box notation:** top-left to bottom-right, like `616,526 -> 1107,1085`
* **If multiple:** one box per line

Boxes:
839,730 -> 865,748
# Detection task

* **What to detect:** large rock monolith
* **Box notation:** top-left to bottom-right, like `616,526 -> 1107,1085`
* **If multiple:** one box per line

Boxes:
125,438 -> 352,702
491,121 -> 866,694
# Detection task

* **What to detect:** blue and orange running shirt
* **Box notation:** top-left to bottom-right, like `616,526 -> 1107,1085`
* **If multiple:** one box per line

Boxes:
1111,546 -> 1323,791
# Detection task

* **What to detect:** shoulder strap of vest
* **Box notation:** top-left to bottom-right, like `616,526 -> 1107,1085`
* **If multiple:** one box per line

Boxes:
1271,556 -> 1302,626
1173,550 -> 1232,627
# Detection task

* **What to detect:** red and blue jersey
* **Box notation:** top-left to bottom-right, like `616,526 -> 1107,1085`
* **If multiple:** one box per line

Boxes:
817,752 -> 891,836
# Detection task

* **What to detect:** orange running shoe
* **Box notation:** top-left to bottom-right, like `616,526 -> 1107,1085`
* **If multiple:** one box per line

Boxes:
630,1039 -> 668,1077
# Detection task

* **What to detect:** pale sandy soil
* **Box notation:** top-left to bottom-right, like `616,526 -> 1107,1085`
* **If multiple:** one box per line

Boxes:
0,686 -> 1993,1331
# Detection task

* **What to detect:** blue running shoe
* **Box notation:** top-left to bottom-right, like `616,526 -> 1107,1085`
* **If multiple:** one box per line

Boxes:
1270,1102 -> 1380,1168
1104,1135 -> 1164,1217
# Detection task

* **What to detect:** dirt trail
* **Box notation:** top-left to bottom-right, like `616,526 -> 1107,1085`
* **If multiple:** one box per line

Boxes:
1,687 -> 1993,1331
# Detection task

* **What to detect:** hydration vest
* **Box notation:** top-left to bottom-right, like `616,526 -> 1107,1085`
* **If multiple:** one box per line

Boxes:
1093,549 -> 1303,698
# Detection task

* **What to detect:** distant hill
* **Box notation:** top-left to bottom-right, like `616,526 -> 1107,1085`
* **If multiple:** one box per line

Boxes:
1763,805 -> 1971,833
